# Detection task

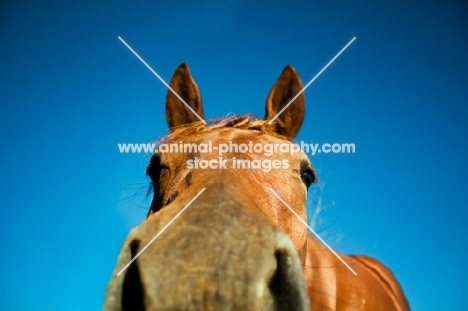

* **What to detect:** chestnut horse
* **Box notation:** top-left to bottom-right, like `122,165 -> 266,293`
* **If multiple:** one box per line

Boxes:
103,63 -> 409,310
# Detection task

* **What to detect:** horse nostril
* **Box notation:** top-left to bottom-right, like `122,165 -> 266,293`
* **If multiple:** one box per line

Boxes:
122,240 -> 145,311
268,250 -> 289,298
130,239 -> 140,258
268,249 -> 308,311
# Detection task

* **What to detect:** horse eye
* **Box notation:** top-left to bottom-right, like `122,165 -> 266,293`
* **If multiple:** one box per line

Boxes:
146,153 -> 162,182
301,168 -> 315,189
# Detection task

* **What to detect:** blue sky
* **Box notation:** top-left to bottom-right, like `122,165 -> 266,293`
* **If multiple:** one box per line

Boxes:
1,0 -> 467,310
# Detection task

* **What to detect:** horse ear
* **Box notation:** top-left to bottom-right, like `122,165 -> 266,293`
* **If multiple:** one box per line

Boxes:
166,63 -> 205,130
264,65 -> 305,140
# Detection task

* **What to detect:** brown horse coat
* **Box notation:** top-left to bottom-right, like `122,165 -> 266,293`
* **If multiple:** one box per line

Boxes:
103,63 -> 409,310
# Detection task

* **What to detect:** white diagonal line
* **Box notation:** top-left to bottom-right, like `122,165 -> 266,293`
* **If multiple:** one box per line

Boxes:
118,36 -> 206,124
268,37 -> 356,124
117,188 -> 206,276
268,187 -> 357,275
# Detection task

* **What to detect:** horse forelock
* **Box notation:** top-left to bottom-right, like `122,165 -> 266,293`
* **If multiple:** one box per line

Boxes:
155,114 -> 289,146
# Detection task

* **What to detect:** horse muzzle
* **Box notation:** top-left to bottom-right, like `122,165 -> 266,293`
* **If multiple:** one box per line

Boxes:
102,185 -> 310,311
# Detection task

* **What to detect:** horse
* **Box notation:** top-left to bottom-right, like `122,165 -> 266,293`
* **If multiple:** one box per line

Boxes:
103,63 -> 410,310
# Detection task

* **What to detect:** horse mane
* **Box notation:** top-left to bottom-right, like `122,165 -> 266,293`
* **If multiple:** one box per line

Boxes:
157,114 -> 287,144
